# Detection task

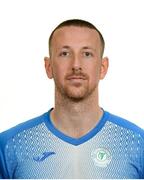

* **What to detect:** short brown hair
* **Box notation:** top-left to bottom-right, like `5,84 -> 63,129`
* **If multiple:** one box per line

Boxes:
49,19 -> 105,57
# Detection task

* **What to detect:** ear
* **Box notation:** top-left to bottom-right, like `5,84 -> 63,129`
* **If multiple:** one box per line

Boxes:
44,56 -> 53,79
100,57 -> 109,80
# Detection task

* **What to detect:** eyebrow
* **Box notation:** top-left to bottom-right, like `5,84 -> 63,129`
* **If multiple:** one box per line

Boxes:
61,45 -> 71,49
61,45 -> 96,51
82,46 -> 96,51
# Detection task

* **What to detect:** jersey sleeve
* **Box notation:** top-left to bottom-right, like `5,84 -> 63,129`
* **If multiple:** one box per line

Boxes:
141,138 -> 144,178
0,146 -> 4,179
0,135 -> 8,179
0,172 -> 3,179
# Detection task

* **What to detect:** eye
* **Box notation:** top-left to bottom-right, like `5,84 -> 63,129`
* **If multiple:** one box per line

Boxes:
83,51 -> 93,57
59,51 -> 70,57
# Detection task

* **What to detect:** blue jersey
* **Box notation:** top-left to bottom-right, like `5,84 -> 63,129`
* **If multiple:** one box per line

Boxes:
0,108 -> 144,179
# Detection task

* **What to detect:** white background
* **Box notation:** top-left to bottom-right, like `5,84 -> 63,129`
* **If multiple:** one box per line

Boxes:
0,0 -> 144,132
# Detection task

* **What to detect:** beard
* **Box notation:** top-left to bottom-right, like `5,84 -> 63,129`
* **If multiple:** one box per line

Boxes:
54,72 -> 97,102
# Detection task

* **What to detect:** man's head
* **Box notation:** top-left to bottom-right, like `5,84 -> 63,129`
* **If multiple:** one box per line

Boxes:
49,19 -> 105,58
45,19 -> 108,101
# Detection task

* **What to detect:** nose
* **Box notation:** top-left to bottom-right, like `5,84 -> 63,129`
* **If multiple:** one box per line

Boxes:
72,67 -> 82,74
71,55 -> 82,73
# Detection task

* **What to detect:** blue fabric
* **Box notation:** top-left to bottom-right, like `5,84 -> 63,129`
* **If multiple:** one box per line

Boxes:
0,108 -> 144,179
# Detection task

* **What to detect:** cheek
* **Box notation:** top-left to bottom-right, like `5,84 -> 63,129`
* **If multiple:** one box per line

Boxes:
52,64 -> 67,82
87,67 -> 101,84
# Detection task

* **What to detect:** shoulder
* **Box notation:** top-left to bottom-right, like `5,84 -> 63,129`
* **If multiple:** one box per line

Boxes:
105,111 -> 144,138
0,111 -> 49,147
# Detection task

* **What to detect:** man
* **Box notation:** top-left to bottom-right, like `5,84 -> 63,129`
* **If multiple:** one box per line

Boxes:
0,19 -> 144,179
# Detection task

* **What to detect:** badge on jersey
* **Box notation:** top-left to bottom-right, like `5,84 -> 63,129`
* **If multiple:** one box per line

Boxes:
91,148 -> 112,168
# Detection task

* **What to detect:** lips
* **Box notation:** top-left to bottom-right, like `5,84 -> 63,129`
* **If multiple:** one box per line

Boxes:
67,76 -> 87,80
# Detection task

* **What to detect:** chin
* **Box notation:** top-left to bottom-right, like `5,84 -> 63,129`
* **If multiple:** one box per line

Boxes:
65,91 -> 89,101
67,95 -> 86,102
64,85 -> 97,101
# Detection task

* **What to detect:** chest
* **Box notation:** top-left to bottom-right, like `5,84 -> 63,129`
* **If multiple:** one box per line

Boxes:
6,132 -> 141,179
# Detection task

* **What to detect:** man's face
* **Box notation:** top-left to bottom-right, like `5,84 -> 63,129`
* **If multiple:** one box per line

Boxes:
46,26 -> 108,101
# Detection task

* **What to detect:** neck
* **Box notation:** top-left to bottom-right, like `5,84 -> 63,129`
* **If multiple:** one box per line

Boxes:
50,88 -> 103,138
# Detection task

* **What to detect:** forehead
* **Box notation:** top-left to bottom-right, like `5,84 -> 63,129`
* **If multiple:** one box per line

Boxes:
51,26 -> 101,49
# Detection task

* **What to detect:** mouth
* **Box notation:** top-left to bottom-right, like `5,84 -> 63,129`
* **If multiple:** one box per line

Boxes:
66,76 -> 87,87
67,76 -> 87,80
